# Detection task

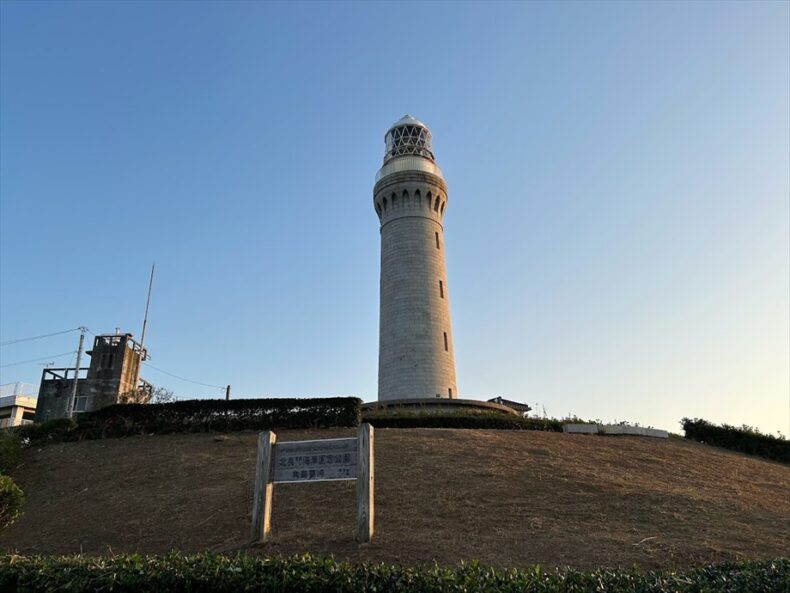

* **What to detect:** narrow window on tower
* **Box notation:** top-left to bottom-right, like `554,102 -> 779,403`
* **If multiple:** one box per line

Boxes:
443,332 -> 448,351
435,232 -> 440,249
439,280 -> 444,298
449,388 -> 453,398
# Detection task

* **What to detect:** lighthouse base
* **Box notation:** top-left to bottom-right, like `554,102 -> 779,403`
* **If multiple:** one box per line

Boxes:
362,397 -> 521,417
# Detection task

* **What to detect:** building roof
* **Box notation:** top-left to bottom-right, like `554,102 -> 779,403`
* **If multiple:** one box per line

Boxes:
390,114 -> 428,130
0,382 -> 38,398
487,397 -> 532,412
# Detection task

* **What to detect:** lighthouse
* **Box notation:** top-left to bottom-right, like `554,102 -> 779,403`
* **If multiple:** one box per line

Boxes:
374,115 -> 458,401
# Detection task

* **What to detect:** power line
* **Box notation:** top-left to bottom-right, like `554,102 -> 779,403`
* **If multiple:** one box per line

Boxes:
0,351 -> 76,369
1,327 -> 223,391
66,348 -> 79,372
142,361 -> 225,390
0,328 -> 80,347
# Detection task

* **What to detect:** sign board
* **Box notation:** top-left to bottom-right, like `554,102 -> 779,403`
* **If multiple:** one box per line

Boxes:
251,424 -> 374,545
272,437 -> 358,483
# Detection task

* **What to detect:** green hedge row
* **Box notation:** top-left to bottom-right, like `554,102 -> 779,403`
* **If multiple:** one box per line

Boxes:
681,418 -> 789,464
364,411 -> 563,432
0,554 -> 786,593
17,398 -> 361,444
14,418 -> 76,445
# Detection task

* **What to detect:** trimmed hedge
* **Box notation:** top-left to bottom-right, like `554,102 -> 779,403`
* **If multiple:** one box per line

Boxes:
364,411 -> 562,432
18,398 -> 361,444
682,418 -> 789,464
0,475 -> 24,532
15,418 -> 76,445
0,554 -> 786,593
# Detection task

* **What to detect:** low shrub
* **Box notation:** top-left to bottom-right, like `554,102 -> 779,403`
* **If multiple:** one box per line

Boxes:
20,398 -> 361,445
364,411 -> 563,431
0,475 -> 24,532
15,418 -> 76,444
0,554 -> 786,593
0,431 -> 22,474
681,418 -> 789,464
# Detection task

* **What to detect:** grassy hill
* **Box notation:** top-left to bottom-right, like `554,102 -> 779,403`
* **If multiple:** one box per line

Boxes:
1,428 -> 787,569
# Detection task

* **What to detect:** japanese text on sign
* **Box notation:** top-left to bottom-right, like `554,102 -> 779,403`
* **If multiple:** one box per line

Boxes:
271,437 -> 358,483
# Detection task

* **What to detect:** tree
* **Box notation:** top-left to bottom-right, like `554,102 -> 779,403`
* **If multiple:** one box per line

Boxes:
118,386 -> 175,405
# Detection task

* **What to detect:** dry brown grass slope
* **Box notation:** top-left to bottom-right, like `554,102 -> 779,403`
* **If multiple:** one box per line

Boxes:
1,428 -> 788,569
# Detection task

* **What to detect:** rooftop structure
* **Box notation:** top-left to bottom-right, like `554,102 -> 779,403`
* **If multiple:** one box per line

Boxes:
35,332 -> 151,422
487,397 -> 533,416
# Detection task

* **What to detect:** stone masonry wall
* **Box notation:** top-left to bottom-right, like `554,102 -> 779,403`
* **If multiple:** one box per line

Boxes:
375,171 -> 457,400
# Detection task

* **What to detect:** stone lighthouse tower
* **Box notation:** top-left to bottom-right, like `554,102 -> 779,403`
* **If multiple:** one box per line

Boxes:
374,115 -> 458,401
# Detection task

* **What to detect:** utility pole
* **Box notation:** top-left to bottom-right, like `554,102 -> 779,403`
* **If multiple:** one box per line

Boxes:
225,385 -> 231,401
67,327 -> 86,419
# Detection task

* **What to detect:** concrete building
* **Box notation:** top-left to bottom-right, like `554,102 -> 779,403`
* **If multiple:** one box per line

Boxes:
35,332 -> 151,422
487,397 -> 532,416
0,383 -> 38,428
374,116 -> 458,400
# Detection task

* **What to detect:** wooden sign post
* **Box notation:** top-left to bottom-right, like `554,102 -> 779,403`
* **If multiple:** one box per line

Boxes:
356,423 -> 374,543
251,430 -> 276,542
251,423 -> 374,544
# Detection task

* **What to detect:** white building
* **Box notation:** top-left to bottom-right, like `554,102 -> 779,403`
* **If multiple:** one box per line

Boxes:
0,382 -> 38,428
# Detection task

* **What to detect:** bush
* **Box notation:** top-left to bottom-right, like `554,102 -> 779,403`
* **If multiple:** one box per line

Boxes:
0,554 -> 786,593
0,475 -> 24,532
0,431 -> 22,474
15,418 -> 76,445
20,398 -> 361,444
364,411 -> 563,431
681,418 -> 789,464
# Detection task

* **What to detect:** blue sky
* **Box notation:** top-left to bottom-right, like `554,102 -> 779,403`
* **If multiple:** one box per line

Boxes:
1,1 -> 788,435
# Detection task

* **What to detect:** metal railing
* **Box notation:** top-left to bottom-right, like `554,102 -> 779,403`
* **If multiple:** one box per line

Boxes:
0,382 -> 38,398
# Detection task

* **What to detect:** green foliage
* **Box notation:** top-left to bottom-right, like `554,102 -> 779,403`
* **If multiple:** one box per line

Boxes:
0,431 -> 22,474
681,418 -> 789,464
363,411 -> 563,431
0,431 -> 26,530
0,554 -> 786,593
0,475 -> 24,532
20,398 -> 361,445
15,418 -> 76,445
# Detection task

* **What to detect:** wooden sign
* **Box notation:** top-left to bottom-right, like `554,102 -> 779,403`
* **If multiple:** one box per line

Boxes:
251,424 -> 374,544
272,437 -> 358,483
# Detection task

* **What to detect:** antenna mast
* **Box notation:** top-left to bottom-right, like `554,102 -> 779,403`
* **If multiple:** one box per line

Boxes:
133,263 -> 155,403
140,263 -> 155,357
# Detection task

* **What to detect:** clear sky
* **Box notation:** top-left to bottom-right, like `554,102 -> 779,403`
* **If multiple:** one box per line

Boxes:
1,1 -> 788,435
